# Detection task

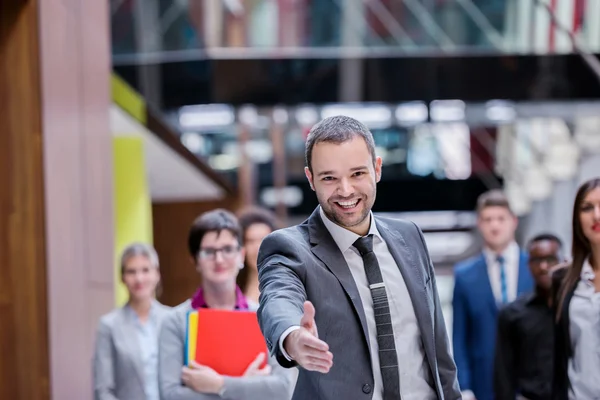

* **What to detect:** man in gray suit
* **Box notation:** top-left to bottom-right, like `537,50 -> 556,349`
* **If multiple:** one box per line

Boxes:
257,115 -> 461,400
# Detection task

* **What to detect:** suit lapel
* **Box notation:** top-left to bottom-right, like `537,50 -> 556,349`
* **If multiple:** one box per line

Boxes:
376,220 -> 434,345
516,251 -> 532,296
476,254 -> 499,314
308,208 -> 371,351
117,308 -> 145,387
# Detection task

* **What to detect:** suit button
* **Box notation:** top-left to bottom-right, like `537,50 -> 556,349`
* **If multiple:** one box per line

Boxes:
362,384 -> 371,394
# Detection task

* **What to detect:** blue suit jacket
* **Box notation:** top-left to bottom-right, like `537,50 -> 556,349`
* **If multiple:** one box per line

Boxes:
452,251 -> 533,400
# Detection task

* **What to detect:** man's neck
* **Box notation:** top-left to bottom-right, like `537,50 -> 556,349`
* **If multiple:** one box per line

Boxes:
486,240 -> 514,255
535,286 -> 552,307
203,282 -> 237,309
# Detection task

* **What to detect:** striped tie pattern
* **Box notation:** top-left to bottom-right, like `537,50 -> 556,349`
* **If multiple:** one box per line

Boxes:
354,235 -> 401,400
497,254 -> 508,304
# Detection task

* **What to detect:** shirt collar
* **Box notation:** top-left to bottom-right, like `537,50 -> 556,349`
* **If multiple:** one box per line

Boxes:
581,258 -> 595,282
125,300 -> 159,324
483,241 -> 519,265
191,285 -> 249,310
319,206 -> 381,253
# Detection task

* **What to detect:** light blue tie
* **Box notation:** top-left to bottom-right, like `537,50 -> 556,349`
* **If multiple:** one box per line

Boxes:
497,254 -> 508,304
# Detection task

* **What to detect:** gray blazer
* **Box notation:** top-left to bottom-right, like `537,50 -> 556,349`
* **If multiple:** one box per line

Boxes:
257,207 -> 461,400
158,299 -> 296,400
93,300 -> 172,400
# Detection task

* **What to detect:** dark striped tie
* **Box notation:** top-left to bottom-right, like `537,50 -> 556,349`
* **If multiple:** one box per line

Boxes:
353,235 -> 401,400
497,254 -> 508,304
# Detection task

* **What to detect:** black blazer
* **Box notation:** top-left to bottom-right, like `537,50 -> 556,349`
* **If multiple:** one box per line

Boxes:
551,266 -> 576,400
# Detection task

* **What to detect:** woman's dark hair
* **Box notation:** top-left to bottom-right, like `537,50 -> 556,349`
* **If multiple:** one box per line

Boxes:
188,209 -> 242,261
236,206 -> 278,291
557,177 -> 600,319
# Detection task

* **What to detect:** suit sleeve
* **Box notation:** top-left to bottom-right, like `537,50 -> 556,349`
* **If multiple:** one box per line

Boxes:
413,223 -> 461,399
494,308 -> 517,400
92,319 -> 119,400
452,267 -> 472,393
256,231 -> 307,368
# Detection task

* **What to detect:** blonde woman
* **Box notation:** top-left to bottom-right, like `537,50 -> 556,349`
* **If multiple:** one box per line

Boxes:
93,243 -> 171,400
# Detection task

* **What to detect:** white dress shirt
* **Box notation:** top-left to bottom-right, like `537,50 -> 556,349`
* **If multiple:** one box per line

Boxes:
126,304 -> 160,400
483,241 -> 521,304
567,259 -> 600,400
280,208 -> 436,400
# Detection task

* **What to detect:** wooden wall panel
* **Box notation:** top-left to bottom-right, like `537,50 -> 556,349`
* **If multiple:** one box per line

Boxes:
38,0 -> 114,399
0,1 -> 50,399
153,198 -> 241,306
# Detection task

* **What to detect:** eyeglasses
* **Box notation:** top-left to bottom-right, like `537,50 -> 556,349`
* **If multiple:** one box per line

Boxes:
198,245 -> 239,260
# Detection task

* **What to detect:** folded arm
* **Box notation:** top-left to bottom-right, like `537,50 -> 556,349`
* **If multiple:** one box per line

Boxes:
159,306 -> 295,400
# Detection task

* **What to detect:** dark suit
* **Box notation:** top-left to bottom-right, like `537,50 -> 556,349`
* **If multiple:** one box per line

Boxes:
257,207 -> 461,400
452,252 -> 533,400
551,266 -> 574,400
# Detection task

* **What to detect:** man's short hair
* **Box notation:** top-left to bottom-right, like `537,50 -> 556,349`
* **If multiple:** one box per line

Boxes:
476,189 -> 513,215
188,209 -> 242,260
527,233 -> 563,250
304,115 -> 376,173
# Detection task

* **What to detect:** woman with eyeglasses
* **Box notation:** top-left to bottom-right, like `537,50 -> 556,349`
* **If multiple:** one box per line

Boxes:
552,177 -> 600,399
93,243 -> 171,400
158,209 -> 295,400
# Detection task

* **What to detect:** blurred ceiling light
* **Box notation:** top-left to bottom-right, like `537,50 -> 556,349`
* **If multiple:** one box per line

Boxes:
209,154 -> 239,171
430,100 -> 465,122
180,132 -> 204,153
295,106 -> 319,127
547,118 -> 571,142
375,146 -> 389,164
245,140 -> 273,164
485,100 -> 516,122
543,141 -> 580,180
238,105 -> 259,126
422,231 -> 474,258
321,103 -> 392,129
574,116 -> 600,153
395,102 -> 428,126
273,107 -> 289,125
433,122 -> 472,180
523,165 -> 552,201
179,104 -> 235,129
505,181 -> 532,217
260,186 -> 303,208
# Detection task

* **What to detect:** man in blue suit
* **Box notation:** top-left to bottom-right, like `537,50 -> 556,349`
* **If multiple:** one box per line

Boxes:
452,190 -> 534,400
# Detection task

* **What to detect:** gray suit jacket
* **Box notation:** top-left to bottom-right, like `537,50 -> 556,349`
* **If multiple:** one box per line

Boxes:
93,300 -> 172,400
158,299 -> 297,400
257,207 -> 461,400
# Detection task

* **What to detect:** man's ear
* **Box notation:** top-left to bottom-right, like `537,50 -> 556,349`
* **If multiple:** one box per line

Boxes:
305,167 -> 315,191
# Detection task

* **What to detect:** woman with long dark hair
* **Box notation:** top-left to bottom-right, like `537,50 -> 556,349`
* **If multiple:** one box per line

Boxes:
552,177 -> 600,399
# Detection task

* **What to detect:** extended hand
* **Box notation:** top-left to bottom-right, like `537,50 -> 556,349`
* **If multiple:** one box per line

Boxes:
182,361 -> 224,394
284,301 -> 333,373
244,352 -> 272,377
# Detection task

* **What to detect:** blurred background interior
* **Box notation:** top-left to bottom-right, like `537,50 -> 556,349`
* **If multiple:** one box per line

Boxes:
2,0 -> 600,398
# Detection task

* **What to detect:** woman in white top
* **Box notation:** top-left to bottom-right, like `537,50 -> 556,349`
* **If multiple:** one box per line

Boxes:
553,177 -> 600,400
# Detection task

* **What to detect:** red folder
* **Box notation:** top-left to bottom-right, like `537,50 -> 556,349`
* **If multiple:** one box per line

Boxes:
186,308 -> 268,376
